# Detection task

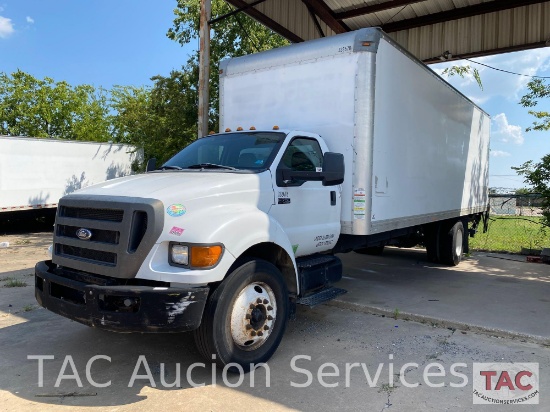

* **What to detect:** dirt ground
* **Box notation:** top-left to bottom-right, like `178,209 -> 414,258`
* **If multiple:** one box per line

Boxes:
0,230 -> 52,319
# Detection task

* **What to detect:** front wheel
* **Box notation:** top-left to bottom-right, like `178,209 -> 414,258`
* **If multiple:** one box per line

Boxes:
193,259 -> 289,372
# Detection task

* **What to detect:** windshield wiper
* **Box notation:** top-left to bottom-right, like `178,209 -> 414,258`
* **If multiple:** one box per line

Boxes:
186,163 -> 237,171
159,165 -> 183,170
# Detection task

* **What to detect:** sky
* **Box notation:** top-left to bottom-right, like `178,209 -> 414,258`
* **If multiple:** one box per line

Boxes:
1,1 -> 550,191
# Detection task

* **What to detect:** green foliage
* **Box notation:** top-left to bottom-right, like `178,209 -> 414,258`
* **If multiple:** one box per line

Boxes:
167,0 -> 289,129
0,3 -> 290,166
470,216 -> 550,252
513,155 -> 550,226
111,71 -> 199,166
441,65 -> 483,90
515,187 -> 533,195
519,78 -> 550,132
0,70 -> 111,141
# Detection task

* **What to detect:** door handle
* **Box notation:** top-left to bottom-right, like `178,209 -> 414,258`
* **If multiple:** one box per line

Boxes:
330,191 -> 336,206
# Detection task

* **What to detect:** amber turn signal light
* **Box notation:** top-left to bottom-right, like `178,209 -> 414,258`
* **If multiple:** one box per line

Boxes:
190,245 -> 223,268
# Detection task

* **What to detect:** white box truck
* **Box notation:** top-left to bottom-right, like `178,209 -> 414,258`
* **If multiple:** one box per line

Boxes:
35,28 -> 490,371
0,137 -> 140,220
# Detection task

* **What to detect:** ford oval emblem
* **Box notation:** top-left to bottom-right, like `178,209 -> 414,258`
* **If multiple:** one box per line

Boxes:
76,228 -> 93,241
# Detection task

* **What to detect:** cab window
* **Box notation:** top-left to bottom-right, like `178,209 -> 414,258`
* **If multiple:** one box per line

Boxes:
280,137 -> 323,172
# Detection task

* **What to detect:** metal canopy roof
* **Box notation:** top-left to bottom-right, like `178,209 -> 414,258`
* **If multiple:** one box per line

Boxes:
224,0 -> 550,63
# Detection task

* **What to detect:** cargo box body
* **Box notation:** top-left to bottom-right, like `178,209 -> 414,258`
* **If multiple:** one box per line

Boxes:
220,28 -> 490,236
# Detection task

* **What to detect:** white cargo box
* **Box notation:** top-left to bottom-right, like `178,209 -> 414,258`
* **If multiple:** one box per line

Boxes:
0,136 -> 141,213
220,28 -> 490,236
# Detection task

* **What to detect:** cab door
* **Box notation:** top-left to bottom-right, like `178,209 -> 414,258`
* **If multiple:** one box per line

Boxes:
269,135 -> 341,257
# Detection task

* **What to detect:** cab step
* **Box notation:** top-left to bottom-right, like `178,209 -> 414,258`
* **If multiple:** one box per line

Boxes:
296,254 -> 343,293
297,287 -> 347,307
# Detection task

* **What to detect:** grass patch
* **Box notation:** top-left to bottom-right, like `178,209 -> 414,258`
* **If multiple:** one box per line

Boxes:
393,308 -> 400,320
4,279 -> 27,288
14,239 -> 31,245
23,304 -> 35,312
471,216 -> 550,253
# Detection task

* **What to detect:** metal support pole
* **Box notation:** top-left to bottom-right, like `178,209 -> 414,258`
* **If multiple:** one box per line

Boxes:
198,0 -> 211,139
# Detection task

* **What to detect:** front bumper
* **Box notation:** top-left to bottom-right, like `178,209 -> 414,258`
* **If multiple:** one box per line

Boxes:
35,260 -> 209,333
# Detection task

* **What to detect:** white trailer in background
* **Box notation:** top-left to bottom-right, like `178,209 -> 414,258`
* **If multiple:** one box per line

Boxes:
0,137 -> 140,217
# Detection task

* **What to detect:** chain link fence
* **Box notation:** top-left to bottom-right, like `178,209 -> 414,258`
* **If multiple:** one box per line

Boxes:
470,194 -> 550,254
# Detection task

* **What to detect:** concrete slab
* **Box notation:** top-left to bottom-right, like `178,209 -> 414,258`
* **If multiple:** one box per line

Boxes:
0,234 -> 549,410
333,247 -> 550,344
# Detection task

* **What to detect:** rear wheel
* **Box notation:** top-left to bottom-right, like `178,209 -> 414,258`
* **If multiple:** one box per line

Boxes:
424,223 -> 440,263
193,259 -> 289,372
439,221 -> 464,266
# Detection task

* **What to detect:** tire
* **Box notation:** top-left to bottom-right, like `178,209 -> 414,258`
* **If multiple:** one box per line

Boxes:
439,221 -> 464,266
423,223 -> 440,263
193,259 -> 289,372
355,245 -> 384,255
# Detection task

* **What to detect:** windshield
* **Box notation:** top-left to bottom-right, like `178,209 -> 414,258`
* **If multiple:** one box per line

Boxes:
162,132 -> 286,171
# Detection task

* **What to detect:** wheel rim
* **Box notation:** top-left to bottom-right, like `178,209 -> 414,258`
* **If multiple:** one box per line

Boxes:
230,281 -> 277,351
455,229 -> 463,257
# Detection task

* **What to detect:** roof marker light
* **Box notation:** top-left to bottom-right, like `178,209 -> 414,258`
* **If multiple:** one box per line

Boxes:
237,126 -> 243,131
225,128 -> 231,132
250,126 -> 256,130
273,125 -> 280,130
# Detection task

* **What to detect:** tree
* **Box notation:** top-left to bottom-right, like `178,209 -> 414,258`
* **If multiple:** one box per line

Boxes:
110,71 -> 201,165
0,70 -> 110,141
167,0 -> 289,132
519,78 -> 550,131
440,65 -> 483,90
513,156 -> 550,226
513,80 -> 550,226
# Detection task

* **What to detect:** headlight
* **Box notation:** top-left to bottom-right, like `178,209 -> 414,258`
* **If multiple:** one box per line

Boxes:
170,244 -> 189,265
169,243 -> 223,269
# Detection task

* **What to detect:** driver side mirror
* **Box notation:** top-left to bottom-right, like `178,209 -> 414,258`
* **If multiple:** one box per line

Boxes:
322,152 -> 345,186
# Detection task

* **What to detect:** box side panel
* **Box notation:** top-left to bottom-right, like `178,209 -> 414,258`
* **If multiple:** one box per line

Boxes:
370,39 -> 490,233
220,53 -> 363,226
0,138 -> 137,210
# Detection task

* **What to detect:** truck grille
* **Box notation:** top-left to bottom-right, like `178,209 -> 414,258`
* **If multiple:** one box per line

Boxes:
59,206 -> 124,222
56,244 -> 117,265
57,224 -> 120,244
52,196 -> 164,279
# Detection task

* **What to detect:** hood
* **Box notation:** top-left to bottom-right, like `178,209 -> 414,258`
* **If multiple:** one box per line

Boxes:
70,171 -> 275,208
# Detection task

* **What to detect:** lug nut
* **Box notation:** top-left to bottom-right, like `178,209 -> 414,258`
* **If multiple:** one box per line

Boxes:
249,304 -> 255,309
257,298 -> 262,303
263,299 -> 268,304
246,324 -> 252,330
267,306 -> 273,311
257,331 -> 263,336
251,331 -> 257,336
267,315 -> 273,320
264,325 -> 269,330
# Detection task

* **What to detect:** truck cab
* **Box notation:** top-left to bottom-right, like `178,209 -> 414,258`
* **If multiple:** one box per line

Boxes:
35,129 -> 345,371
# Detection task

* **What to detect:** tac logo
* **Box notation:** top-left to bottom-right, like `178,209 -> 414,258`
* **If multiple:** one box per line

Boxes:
473,363 -> 539,405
